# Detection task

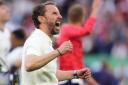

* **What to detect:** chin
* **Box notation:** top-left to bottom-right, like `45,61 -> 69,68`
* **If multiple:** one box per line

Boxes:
52,30 -> 59,35
53,31 -> 59,35
52,27 -> 60,35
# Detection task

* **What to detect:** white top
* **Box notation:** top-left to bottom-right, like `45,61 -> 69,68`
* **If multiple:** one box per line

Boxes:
6,46 -> 23,68
0,28 -> 11,71
0,28 -> 11,58
21,29 -> 58,85
6,46 -> 23,82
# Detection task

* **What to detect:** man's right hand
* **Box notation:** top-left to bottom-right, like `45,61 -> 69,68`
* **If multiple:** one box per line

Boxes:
57,40 -> 73,55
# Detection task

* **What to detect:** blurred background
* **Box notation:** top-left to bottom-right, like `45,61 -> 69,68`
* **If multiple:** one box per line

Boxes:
0,0 -> 128,85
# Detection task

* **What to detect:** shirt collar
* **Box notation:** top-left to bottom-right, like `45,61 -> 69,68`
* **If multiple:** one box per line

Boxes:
36,29 -> 53,44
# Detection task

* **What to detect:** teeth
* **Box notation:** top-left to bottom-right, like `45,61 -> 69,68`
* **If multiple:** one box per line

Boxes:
57,22 -> 60,24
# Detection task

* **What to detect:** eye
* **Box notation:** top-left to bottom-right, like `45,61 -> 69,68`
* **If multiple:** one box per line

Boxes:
53,12 -> 57,15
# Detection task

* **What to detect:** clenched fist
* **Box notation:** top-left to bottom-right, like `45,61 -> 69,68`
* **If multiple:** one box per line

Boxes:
77,68 -> 91,80
76,68 -> 99,85
57,40 -> 73,55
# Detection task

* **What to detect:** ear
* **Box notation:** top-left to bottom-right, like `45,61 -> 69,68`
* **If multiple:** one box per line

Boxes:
38,16 -> 45,23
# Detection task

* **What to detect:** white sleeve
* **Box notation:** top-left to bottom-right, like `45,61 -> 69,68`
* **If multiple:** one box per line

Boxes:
25,43 -> 43,56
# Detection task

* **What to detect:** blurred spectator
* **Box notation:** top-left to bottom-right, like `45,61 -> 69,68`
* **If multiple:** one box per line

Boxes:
6,28 -> 26,69
56,0 -> 77,22
111,42 -> 128,59
6,28 -> 26,84
6,0 -> 36,33
0,0 -> 11,84
114,65 -> 128,85
92,60 -> 119,85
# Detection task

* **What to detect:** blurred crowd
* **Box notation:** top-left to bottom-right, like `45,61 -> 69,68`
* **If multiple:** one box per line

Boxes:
4,0 -> 128,58
0,0 -> 128,85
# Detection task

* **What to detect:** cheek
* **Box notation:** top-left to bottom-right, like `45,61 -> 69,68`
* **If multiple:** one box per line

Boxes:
0,11 -> 10,19
49,17 -> 56,22
5,11 -> 10,17
47,15 -> 56,21
0,11 -> 5,17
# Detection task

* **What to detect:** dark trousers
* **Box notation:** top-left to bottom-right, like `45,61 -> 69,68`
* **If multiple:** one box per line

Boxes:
59,80 -> 83,85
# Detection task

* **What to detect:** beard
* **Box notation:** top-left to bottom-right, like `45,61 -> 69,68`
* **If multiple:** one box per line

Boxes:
49,25 -> 59,35
44,16 -> 61,35
47,20 -> 61,35
52,27 -> 59,35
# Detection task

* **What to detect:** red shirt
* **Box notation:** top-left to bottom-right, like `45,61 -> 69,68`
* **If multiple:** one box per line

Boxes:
57,17 -> 96,70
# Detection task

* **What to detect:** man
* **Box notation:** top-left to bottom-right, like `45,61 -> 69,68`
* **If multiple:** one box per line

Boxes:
0,0 -> 11,85
57,0 -> 101,85
7,28 -> 26,69
21,1 -> 97,85
0,0 -> 11,70
6,28 -> 26,84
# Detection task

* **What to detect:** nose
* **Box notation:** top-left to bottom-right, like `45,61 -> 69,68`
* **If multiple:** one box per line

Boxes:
58,14 -> 62,20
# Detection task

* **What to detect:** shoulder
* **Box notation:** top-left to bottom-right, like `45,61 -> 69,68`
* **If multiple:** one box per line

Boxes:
61,23 -> 79,31
24,31 -> 50,49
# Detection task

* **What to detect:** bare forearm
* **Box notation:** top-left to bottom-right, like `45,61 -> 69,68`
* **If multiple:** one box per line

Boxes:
56,70 -> 73,81
25,40 -> 72,72
91,10 -> 99,19
25,50 -> 59,72
90,0 -> 101,18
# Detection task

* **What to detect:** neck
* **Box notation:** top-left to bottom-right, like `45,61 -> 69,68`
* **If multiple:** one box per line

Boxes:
69,20 -> 82,26
0,21 -> 5,31
39,24 -> 53,39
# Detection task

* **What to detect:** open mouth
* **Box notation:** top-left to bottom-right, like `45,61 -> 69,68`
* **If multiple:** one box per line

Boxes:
55,22 -> 61,27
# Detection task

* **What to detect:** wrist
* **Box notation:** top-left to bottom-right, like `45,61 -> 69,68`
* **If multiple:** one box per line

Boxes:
56,48 -> 62,56
72,70 -> 79,79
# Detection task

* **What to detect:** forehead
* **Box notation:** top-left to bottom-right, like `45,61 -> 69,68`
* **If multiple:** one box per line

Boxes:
45,5 -> 59,13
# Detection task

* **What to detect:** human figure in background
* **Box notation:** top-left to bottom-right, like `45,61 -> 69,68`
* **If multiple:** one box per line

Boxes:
6,28 -> 26,85
92,60 -> 119,85
57,0 -> 101,85
0,0 -> 11,84
7,28 -> 26,69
